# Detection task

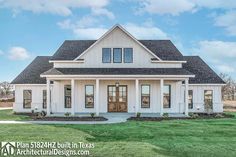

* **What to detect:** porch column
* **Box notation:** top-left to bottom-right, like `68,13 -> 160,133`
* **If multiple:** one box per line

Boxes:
135,79 -> 139,114
185,78 -> 189,116
46,79 -> 51,116
95,79 -> 100,116
160,79 -> 164,116
71,79 -> 75,116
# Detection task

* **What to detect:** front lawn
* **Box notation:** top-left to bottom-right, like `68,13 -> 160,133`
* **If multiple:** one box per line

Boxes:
0,109 -> 31,121
0,113 -> 236,157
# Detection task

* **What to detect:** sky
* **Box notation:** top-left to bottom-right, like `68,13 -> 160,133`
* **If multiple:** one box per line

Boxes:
0,0 -> 236,82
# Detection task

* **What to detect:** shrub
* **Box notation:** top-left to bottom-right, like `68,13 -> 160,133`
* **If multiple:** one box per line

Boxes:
215,113 -> 224,118
64,112 -> 70,117
41,111 -> 47,117
190,113 -> 199,119
163,113 -> 169,118
90,113 -> 95,118
136,112 -> 141,118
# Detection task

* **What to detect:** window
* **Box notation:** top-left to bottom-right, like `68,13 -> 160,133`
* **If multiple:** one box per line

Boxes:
85,85 -> 94,108
204,90 -> 213,110
102,48 -> 111,63
64,85 -> 71,108
43,90 -> 47,109
141,85 -> 150,108
113,48 -> 122,63
163,85 -> 171,108
124,48 -> 133,63
188,90 -> 193,109
23,90 -> 32,109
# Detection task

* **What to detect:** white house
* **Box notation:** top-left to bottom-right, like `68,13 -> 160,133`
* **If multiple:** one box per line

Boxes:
11,24 -> 225,116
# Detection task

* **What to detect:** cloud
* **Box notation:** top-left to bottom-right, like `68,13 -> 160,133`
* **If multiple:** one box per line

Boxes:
194,40 -> 236,58
58,16 -> 108,39
137,0 -> 196,16
192,40 -> 236,74
0,50 -> 4,55
91,8 -> 115,20
214,10 -> 236,36
137,0 -> 236,16
124,23 -> 168,39
0,0 -> 112,17
216,64 -> 235,73
8,47 -> 30,60
58,19 -> 168,39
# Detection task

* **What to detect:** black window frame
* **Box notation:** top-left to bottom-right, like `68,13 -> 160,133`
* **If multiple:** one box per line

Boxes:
43,90 -> 47,109
188,90 -> 193,109
23,90 -> 32,109
141,85 -> 150,108
85,85 -> 94,108
113,48 -> 122,63
102,48 -> 111,63
163,84 -> 171,108
204,90 -> 213,109
64,85 -> 71,108
124,48 -> 133,63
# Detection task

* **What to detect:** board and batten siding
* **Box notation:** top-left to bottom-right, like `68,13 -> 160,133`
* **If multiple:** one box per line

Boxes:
181,85 -> 223,113
13,85 -> 48,112
13,83 -> 223,113
53,27 -> 182,69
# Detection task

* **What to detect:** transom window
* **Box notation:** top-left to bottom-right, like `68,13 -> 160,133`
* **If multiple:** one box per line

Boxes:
163,85 -> 171,108
23,90 -> 32,109
102,48 -> 111,63
85,85 -> 94,108
64,85 -> 71,108
124,48 -> 133,63
141,85 -> 150,108
43,90 -> 47,109
113,48 -> 122,63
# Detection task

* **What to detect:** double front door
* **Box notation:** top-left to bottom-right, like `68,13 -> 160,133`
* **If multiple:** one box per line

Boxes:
108,85 -> 127,112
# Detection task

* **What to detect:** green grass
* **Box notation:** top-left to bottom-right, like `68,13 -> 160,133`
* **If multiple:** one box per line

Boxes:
0,112 -> 236,157
0,109 -> 31,121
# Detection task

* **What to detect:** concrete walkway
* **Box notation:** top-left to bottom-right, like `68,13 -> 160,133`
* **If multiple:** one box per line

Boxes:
0,107 -> 12,110
0,113 -> 131,125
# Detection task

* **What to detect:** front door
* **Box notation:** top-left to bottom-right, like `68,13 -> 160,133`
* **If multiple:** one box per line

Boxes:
108,85 -> 127,112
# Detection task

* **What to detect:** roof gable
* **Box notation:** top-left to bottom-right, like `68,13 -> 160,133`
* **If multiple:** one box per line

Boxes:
74,24 -> 161,61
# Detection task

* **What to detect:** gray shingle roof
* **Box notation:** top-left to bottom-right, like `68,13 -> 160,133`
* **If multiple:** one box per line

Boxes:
11,56 -> 53,84
183,56 -> 225,84
51,40 -> 184,61
42,68 -> 193,76
11,56 -> 225,84
51,40 -> 96,60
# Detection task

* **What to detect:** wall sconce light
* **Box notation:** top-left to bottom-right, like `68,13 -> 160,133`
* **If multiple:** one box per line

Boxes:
115,82 -> 119,87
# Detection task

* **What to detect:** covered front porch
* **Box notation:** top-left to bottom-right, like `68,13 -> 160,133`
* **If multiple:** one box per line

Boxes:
44,76 -> 191,117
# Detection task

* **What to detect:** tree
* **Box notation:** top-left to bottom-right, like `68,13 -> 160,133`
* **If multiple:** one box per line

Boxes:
0,82 -> 11,98
219,73 -> 236,101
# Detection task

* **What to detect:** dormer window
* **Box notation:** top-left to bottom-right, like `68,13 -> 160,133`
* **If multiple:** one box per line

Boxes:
113,48 -> 122,63
124,48 -> 133,63
102,48 -> 111,63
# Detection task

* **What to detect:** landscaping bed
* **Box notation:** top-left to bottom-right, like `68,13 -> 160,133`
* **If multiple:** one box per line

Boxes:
127,113 -> 234,121
32,116 -> 108,121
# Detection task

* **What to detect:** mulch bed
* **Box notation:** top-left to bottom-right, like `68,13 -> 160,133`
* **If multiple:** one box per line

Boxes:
32,116 -> 108,121
127,113 -> 234,121
14,112 -> 108,121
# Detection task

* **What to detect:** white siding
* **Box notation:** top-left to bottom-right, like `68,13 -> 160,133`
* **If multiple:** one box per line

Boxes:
13,85 -> 47,112
181,85 -> 223,113
53,27 -> 182,69
13,82 -> 223,113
